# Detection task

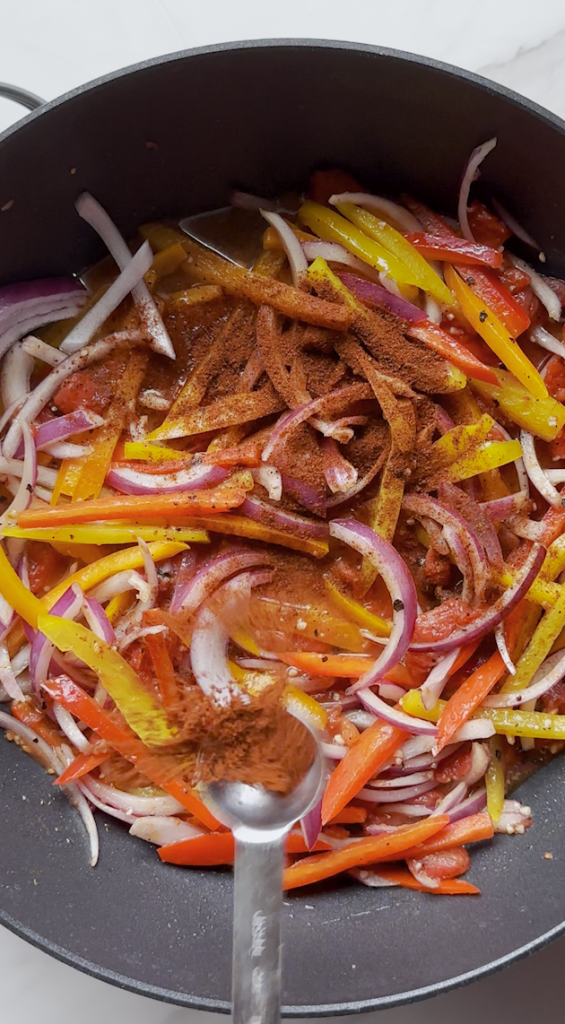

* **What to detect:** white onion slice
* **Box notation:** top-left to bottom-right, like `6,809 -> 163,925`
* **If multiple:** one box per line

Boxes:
1,340 -> 33,409
520,430 -> 562,508
130,815 -> 205,845
507,253 -> 561,321
458,137 -> 497,241
76,192 -> 175,359
329,192 -> 422,233
21,334 -> 66,366
261,210 -> 307,287
530,325 -> 565,360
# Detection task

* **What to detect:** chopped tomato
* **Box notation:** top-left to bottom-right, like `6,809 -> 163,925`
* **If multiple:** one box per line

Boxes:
27,542 -> 67,595
412,598 -> 484,645
467,201 -> 511,248
544,355 -> 565,402
308,168 -> 365,206
435,743 -> 473,783
412,847 -> 471,880
53,354 -> 124,414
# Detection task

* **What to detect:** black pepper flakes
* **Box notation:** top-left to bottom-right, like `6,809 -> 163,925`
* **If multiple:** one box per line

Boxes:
479,310 -> 488,323
393,599 -> 404,612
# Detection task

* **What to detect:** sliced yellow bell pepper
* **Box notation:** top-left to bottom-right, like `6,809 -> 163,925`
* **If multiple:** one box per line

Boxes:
541,534 -> 565,583
299,201 -> 420,289
144,241 -> 186,290
401,688 -> 565,740
38,616 -> 177,746
122,441 -> 186,463
2,524 -> 209,546
502,584 -> 565,693
284,685 -> 328,731
445,265 -> 547,399
170,284 -> 224,306
325,579 -> 391,637
433,414 -> 495,463
43,540 -> 187,610
449,439 -> 523,482
0,544 -> 46,629
485,735 -> 505,822
335,202 -> 453,305
105,590 -> 135,624
470,367 -> 565,442
139,222 -> 185,251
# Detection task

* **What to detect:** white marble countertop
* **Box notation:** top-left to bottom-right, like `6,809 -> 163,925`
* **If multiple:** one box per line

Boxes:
2,2 -> 565,1021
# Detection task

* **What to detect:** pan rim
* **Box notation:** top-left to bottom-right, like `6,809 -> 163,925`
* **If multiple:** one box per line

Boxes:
1,35 -> 565,1016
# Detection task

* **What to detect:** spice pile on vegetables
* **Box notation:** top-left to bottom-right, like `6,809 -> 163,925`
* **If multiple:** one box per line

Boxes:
2,138 -> 565,896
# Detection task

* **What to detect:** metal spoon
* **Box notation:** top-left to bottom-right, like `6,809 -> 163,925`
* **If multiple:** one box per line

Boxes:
201,722 -> 324,1024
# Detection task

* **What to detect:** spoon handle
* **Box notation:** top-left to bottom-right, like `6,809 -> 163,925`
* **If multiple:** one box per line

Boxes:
232,835 -> 284,1024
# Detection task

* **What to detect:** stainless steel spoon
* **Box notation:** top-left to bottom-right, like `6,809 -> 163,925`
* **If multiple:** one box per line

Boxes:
202,724 -> 324,1024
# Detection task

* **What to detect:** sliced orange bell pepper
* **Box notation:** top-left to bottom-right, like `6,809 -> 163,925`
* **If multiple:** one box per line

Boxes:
328,805 -> 368,824
435,651 -> 506,752
158,830 -> 333,866
11,700 -> 65,747
377,812 -> 494,861
282,817 -> 449,889
321,719 -> 408,825
42,676 -> 219,831
17,484 -> 247,528
143,610 -> 179,708
365,866 -> 479,895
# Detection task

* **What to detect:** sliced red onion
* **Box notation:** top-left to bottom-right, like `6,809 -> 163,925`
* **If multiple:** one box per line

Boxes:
190,605 -> 244,707
420,648 -> 461,711
129,815 -> 205,845
0,642 -> 24,702
507,516 -> 547,542
425,295 -> 442,325
76,192 -> 175,359
0,707 -> 61,770
172,548 -> 273,616
321,740 -> 347,760
279,473 -> 326,516
508,253 -> 560,320
454,719 -> 496,741
329,519 -> 417,690
31,583 -> 84,695
77,778 -> 135,826
369,770 -> 435,789
458,137 -> 497,241
411,543 -> 545,652
253,465 -> 282,501
406,859 -> 440,889
336,271 -> 427,323
170,550 -> 197,612
495,621 -> 516,675
403,493 -> 490,601
447,787 -> 487,823
240,495 -> 329,540
492,422 -> 529,496
82,597 -> 116,644
322,438 -> 358,493
113,539 -> 159,651
377,682 -> 406,702
60,242 -> 153,355
357,780 -> 437,803
329,192 -> 422,234
21,334 -> 66,366
345,709 -> 376,731
545,469 -> 565,485
261,383 -> 372,463
484,648 -> 565,708
349,868 -> 400,887
261,210 -> 307,287
481,491 -> 529,521
326,448 -> 386,508
397,735 -> 435,761
431,781 -> 468,818
1,340 -> 33,409
520,430 -> 561,508
357,686 -> 438,736
493,798 -> 532,834
530,325 -> 565,359
300,798 -> 322,851
60,772 -> 100,866
52,702 -> 91,753
35,408 -> 104,451
106,461 -> 227,495
464,742 -> 491,786
89,569 -> 148,605
42,441 -> 91,460
377,802 -> 433,817
83,774 -> 185,816
384,745 -> 457,777
3,329 -> 143,459
491,198 -> 542,253
1,421 -> 36,523
0,278 -> 86,361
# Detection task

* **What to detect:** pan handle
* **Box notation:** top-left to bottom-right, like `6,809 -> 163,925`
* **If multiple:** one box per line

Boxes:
0,84 -> 44,112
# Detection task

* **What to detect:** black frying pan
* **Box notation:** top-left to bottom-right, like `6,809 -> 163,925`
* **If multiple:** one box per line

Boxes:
1,39 -> 565,1017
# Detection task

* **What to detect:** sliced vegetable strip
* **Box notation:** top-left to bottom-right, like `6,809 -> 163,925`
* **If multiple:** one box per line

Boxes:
282,817 -> 449,889
42,676 -> 219,830
364,867 -> 479,895
401,689 -> 565,740
321,720 -> 408,824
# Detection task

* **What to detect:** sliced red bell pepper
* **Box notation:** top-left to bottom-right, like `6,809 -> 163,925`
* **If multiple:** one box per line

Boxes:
158,830 -> 333,866
462,267 -> 531,337
308,169 -> 365,206
405,232 -> 502,268
54,750 -> 112,785
377,812 -> 494,861
401,197 -> 454,237
11,700 -> 65,747
408,320 -> 499,385
143,610 -> 179,708
282,817 -> 449,889
42,676 -> 219,830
